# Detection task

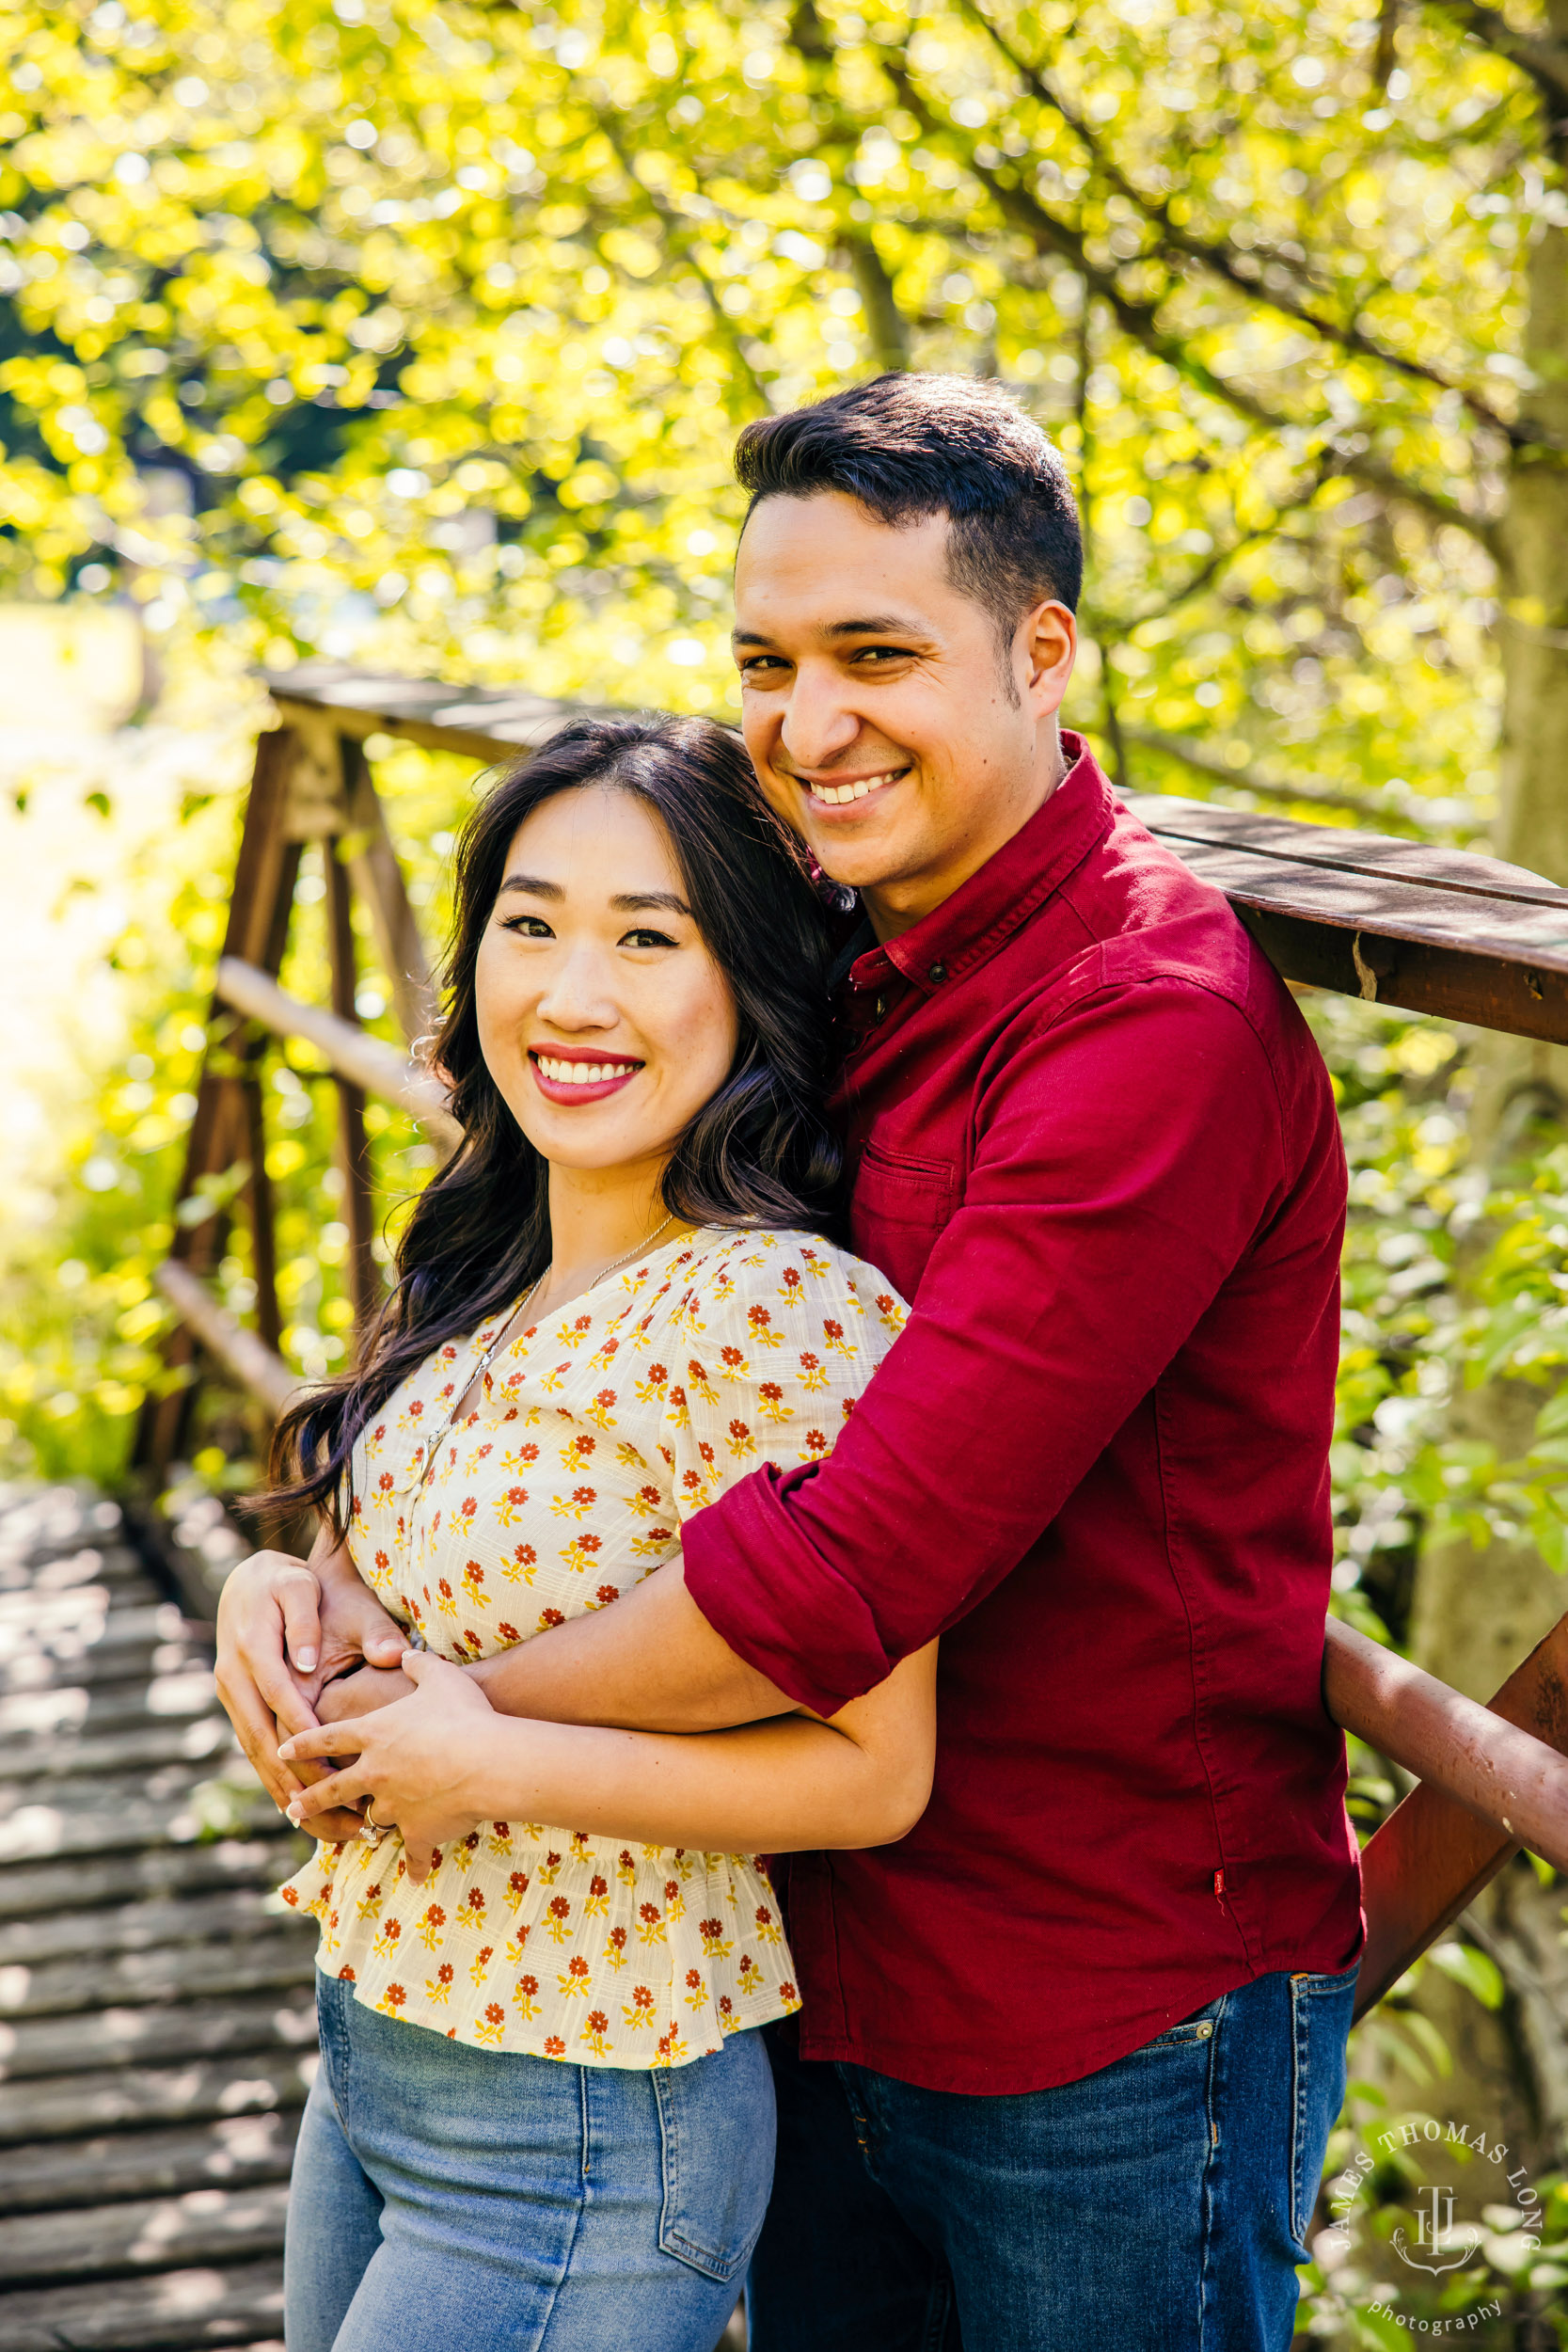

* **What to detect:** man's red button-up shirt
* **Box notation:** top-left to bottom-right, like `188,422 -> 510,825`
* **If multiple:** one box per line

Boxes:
682,737 -> 1364,2095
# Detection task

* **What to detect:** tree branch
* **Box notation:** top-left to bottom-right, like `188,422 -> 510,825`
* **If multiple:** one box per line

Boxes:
955,0 -> 1531,447
1119,724 -> 1425,823
1087,467 -> 1333,633
1334,445 -> 1500,553
847,235 -> 911,370
883,56 -> 1502,555
595,119 -> 773,415
1372,0 -> 1402,95
1427,2 -> 1568,103
787,0 -> 913,373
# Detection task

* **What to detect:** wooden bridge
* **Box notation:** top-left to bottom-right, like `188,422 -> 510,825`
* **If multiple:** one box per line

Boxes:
0,1480 -> 315,2348
9,660 -> 1568,2344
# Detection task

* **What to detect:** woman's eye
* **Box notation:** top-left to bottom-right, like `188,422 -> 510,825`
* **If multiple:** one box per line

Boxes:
621,928 -> 677,950
503,914 -> 555,939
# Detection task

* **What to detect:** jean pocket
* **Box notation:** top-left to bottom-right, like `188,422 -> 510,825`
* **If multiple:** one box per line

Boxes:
652,2031 -> 777,2284
1289,1965 -> 1357,2249
1142,1994 -> 1225,2050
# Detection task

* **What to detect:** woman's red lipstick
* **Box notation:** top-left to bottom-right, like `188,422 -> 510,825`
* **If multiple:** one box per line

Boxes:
529,1046 -> 643,1106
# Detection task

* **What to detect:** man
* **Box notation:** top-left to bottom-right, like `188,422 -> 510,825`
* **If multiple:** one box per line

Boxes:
221,373 -> 1362,2348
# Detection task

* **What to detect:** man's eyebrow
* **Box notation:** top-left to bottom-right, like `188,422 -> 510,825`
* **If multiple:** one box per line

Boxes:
731,614 -> 929,647
821,613 -> 927,640
498,873 -> 563,899
611,891 -> 691,917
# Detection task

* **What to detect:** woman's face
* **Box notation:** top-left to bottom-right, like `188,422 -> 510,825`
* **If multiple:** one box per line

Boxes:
474,783 -> 740,1180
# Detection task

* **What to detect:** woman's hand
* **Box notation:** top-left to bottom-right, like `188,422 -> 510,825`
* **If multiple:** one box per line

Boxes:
214,1536 -> 407,1836
280,1652 -> 499,1883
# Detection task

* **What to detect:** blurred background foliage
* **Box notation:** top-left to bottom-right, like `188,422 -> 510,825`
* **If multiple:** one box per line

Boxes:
6,0 -> 1568,2337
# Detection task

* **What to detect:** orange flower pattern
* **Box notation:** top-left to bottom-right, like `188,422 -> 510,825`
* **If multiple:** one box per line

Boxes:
282,1226 -> 906,2070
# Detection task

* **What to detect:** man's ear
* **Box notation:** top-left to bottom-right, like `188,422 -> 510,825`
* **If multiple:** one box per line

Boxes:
1019,600 -> 1077,718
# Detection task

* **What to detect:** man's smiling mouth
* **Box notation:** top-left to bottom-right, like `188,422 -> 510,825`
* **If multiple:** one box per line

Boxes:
801,768 -> 910,807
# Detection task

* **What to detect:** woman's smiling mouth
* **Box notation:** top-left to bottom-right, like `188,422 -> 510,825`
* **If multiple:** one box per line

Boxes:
529,1049 -> 643,1104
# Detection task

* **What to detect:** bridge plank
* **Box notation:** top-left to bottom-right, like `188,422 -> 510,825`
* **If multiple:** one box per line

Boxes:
0,2256 -> 287,2350
0,2109 -> 301,2214
0,1885 -> 293,1970
0,2049 -> 315,2147
0,1487 -> 316,2348
0,2181 -> 293,2287
0,1836 -> 293,1925
0,1986 -> 318,2082
0,1716 -> 236,1787
0,1928 -> 317,2021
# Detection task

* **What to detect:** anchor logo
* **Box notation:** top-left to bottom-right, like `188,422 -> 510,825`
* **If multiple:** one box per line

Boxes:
1391,2185 -> 1485,2277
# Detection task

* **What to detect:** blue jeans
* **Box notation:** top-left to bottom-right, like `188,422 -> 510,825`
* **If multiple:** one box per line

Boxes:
748,1965 -> 1357,2352
285,1972 -> 774,2352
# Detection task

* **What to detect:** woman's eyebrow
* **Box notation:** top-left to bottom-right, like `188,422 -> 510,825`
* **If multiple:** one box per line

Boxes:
611,891 -> 691,917
498,873 -> 563,899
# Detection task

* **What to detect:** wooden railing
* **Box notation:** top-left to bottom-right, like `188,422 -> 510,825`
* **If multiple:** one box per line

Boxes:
135,659 -> 1568,2022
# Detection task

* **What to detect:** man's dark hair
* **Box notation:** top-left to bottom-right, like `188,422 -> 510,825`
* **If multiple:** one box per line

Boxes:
734,373 -> 1084,656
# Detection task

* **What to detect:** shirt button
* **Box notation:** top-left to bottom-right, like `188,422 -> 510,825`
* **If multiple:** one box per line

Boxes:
928,961 -> 945,982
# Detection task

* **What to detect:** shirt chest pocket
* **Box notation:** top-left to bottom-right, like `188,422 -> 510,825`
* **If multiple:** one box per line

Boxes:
849,1142 -> 959,1298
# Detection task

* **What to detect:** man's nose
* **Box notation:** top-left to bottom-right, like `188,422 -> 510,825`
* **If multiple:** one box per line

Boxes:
779,665 -> 862,772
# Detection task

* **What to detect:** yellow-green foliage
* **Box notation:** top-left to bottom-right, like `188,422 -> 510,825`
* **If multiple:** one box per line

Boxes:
0,0 -> 1529,805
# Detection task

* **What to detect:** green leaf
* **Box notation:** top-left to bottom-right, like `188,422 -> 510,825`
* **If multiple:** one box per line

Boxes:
1429,1942 -> 1506,2011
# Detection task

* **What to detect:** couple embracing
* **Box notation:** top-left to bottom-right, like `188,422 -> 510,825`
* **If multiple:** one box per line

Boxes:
217,373 -> 1364,2352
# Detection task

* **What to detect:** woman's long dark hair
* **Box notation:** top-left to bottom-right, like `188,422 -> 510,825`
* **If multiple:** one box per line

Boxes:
266,712 -> 843,1534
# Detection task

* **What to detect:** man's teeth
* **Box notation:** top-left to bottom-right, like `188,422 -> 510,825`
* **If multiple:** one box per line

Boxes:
808,772 -> 901,805
536,1057 -> 637,1086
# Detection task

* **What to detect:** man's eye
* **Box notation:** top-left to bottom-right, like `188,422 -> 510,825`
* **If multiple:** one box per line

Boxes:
622,928 -> 677,950
739,655 -> 788,680
853,645 -> 915,666
503,915 -> 555,938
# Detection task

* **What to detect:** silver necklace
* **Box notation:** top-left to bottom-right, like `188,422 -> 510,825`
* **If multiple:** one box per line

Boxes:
577,1211 -> 679,1299
413,1214 -> 679,1496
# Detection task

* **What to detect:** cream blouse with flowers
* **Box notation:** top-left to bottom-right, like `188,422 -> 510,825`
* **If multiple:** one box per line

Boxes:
280,1225 -> 907,2069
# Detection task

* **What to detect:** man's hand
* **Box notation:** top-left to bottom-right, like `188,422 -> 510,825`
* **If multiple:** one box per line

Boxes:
281,1651 -> 494,1882
317,1663 -> 419,1724
214,1542 -> 406,1835
286,1662 -> 422,1849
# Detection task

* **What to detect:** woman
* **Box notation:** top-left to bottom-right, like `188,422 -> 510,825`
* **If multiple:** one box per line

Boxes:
253,714 -> 935,2352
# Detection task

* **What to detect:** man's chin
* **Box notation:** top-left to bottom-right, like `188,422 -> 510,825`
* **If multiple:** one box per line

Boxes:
805,826 -> 913,895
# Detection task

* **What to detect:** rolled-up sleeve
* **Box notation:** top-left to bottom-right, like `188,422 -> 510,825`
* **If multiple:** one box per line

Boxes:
682,978 -> 1291,1717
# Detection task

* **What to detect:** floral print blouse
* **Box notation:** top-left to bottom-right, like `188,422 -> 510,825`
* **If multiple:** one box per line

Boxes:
280,1225 -> 907,2069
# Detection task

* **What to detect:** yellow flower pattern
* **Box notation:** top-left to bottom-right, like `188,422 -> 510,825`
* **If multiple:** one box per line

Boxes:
280,1226 -> 906,2070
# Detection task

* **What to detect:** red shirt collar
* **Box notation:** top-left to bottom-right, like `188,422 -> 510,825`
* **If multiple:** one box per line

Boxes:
845,732 -> 1115,996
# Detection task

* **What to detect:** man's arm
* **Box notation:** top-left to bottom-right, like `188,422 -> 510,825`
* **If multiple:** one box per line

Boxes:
466,979 -> 1303,1731
468,1562 -> 788,1731
287,1638 -> 938,1864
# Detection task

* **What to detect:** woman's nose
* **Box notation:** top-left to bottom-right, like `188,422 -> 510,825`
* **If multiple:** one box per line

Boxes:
533,946 -> 620,1032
